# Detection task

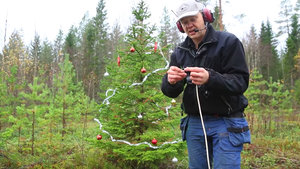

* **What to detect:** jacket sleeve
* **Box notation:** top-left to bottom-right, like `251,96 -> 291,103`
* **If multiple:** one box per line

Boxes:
205,36 -> 249,95
161,50 -> 185,98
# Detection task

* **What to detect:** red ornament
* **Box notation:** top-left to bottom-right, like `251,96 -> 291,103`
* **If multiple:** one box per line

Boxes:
97,134 -> 102,140
154,42 -> 158,53
130,47 -> 135,52
141,67 -> 147,73
151,138 -> 157,145
117,56 -> 120,66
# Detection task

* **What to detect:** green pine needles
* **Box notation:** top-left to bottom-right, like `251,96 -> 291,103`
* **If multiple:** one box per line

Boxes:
96,1 -> 185,168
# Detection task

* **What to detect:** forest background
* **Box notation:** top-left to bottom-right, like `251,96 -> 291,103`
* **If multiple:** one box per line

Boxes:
0,0 -> 300,168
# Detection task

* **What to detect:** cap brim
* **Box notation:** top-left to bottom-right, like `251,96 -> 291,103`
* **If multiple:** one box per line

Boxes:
177,11 -> 199,21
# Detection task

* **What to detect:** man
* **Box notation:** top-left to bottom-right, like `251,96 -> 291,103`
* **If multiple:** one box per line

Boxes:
161,0 -> 251,169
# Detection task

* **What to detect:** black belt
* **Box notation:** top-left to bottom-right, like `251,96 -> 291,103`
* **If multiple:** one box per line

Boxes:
227,126 -> 249,133
187,112 -> 245,118
227,112 -> 245,118
207,112 -> 245,118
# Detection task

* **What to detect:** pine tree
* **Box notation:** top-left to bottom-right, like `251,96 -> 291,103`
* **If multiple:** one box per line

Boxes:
4,66 -> 25,153
276,0 -> 293,36
51,54 -> 83,140
93,0 -> 109,98
294,74 -> 300,107
211,0 -> 225,31
294,49 -> 300,107
158,7 -> 174,57
64,25 -> 82,83
96,1 -> 184,168
2,31 -> 28,83
53,29 -> 64,64
1,32 -> 27,146
41,39 -> 53,64
296,0 -> 300,12
40,39 -> 54,86
17,76 -> 50,155
0,72 -> 13,149
259,20 -> 281,81
245,69 -> 292,133
107,23 -> 125,62
30,33 -> 42,79
284,13 -> 300,86
169,23 -> 184,50
77,0 -> 109,100
158,6 -> 183,58
81,20 -> 98,98
64,26 -> 79,63
243,25 -> 260,72
295,50 -> 300,77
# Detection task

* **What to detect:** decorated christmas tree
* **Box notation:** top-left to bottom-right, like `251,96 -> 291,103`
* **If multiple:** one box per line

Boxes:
94,0 -> 185,168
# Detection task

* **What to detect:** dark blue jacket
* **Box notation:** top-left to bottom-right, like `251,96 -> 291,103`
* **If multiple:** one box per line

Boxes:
161,25 -> 249,116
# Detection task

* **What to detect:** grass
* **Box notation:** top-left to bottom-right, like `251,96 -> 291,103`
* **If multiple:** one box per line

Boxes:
241,120 -> 300,169
1,114 -> 300,169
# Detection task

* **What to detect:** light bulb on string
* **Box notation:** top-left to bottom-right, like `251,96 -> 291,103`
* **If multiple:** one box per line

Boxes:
104,71 -> 109,77
138,114 -> 143,119
172,157 -> 178,163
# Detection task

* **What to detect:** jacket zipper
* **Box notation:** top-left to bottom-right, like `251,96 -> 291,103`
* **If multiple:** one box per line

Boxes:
178,41 -> 213,58
179,39 -> 234,115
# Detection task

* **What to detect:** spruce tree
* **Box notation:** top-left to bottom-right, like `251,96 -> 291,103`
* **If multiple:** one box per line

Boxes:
158,7 -> 174,57
64,26 -> 79,64
259,21 -> 281,81
30,33 -> 42,79
284,13 -> 300,86
40,39 -> 54,87
95,1 -> 184,168
276,0 -> 293,36
92,0 -> 109,100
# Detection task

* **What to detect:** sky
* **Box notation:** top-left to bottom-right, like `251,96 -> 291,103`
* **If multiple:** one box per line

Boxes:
0,0 -> 298,51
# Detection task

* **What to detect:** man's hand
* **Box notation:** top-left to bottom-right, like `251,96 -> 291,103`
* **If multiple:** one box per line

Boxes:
167,66 -> 187,85
184,67 -> 209,85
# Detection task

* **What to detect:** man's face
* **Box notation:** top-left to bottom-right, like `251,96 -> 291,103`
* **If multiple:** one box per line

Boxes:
180,12 -> 205,40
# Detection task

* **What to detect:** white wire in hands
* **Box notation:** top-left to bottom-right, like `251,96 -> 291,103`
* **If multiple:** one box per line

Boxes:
195,86 -> 211,169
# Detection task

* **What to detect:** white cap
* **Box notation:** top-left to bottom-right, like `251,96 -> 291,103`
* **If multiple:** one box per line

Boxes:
174,0 -> 204,21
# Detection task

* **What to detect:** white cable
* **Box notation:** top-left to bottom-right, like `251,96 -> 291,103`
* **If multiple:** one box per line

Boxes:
195,85 -> 211,169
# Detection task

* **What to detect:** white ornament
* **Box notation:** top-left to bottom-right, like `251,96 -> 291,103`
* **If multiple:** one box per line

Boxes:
171,99 -> 176,106
172,157 -> 178,163
138,114 -> 143,119
135,25 -> 143,29
104,72 -> 109,77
